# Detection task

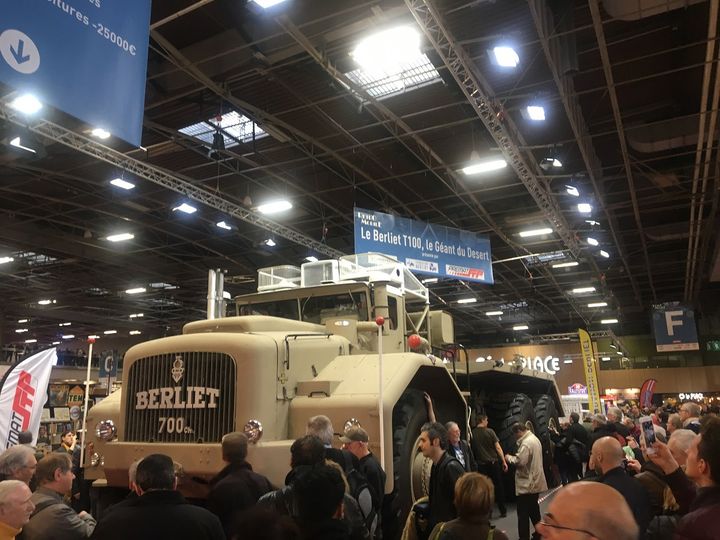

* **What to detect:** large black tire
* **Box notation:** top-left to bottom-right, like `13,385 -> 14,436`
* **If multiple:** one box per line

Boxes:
534,395 -> 560,488
387,389 -> 429,540
485,392 -> 537,454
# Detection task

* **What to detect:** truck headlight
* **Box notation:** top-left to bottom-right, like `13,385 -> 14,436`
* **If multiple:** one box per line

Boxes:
243,420 -> 263,443
95,420 -> 117,441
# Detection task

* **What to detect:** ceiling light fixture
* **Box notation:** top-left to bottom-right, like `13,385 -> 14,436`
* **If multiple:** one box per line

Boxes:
129,313 -> 144,318
129,330 -> 142,335
263,238 -> 276,247
571,287 -> 596,294
106,233 -> 134,242
587,237 -> 599,246
61,334 -> 75,339
110,178 -> 135,190
125,287 -> 146,294
519,227 -> 553,238
9,94 -> 42,115
15,329 -> 28,334
421,277 -> 438,284
58,322 -> 71,327
305,256 -> 319,263
24,339 -> 37,344
103,330 -> 117,335
91,128 -> 111,139
216,221 -> 232,230
461,158 -> 507,175
52,341 -> 60,345
577,203 -> 593,213
37,299 -> 55,305
9,135 -> 38,154
251,0 -> 287,8
0,257 -> 14,264
173,203 -> 197,214
599,250 -> 610,258
513,324 -> 529,331
526,105 -> 545,121
457,298 -> 477,304
585,220 -> 600,226
565,185 -> 579,197
491,46 -> 519,67
485,311 -> 503,316
616,351 -> 623,355
601,318 -> 618,324
256,200 -> 292,215
351,27 -> 420,75
601,356 -> 611,361
588,302 -> 608,308
88,335 -> 100,340
17,319 -> 28,323
551,261 -> 579,268
540,157 -> 562,170
610,343 -> 617,349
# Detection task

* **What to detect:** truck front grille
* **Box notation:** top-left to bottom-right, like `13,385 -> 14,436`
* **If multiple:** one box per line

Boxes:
124,352 -> 236,443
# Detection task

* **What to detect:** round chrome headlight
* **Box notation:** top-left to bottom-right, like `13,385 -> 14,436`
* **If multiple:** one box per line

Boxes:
90,453 -> 104,467
243,420 -> 263,443
95,420 -> 117,441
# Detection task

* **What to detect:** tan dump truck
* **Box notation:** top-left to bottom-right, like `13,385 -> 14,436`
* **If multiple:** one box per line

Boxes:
85,253 -> 562,519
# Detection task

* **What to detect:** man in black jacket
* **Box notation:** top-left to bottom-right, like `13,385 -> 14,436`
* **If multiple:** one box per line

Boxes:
90,454 -> 224,540
591,437 -> 651,539
208,432 -> 274,537
444,422 -> 476,473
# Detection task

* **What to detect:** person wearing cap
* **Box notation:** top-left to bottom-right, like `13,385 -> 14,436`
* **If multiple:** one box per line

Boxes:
341,426 -> 386,528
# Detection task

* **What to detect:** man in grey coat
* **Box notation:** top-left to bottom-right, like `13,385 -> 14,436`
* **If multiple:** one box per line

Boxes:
505,423 -> 547,540
21,453 -> 95,540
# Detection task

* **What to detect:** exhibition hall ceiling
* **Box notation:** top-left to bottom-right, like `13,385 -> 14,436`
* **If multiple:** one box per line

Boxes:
1,0 -> 719,347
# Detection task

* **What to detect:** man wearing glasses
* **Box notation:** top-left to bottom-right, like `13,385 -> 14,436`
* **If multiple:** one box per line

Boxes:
536,481 -> 638,540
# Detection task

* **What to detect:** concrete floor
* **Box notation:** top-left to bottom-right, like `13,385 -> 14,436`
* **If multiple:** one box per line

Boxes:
489,487 -> 562,539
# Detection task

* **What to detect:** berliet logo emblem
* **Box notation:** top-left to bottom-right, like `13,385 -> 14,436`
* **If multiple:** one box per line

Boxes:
171,356 -> 184,383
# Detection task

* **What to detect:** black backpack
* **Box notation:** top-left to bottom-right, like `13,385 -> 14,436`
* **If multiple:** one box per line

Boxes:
341,450 -> 378,537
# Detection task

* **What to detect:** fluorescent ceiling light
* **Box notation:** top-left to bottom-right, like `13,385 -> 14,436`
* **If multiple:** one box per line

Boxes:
257,200 -> 292,214
24,339 -> 37,344
216,221 -> 232,230
10,136 -> 37,154
588,302 -> 608,308
599,250 -> 610,258
563,359 -> 573,364
129,313 -> 144,318
17,319 -> 28,323
103,330 -> 117,335
61,334 -> 75,339
601,318 -> 618,324
0,257 -> 14,264
513,324 -> 529,331
352,27 -> 420,75
251,0 -> 287,8
601,356 -> 611,361
485,311 -> 503,316
110,178 -> 135,190
585,220 -> 600,226
565,185 -> 579,197
551,261 -> 578,268
616,351 -> 623,355
526,105 -> 545,121
577,203 -> 592,213
37,299 -> 55,305
88,335 -> 100,340
457,298 -> 477,304
462,159 -> 507,175
10,94 -> 42,115
492,46 -> 519,67
542,157 -> 562,168
263,238 -> 276,247
52,341 -> 60,345
91,128 -> 111,139
571,287 -> 596,294
519,228 -> 553,238
15,329 -> 28,334
107,233 -> 134,242
609,343 -> 617,349
222,291 -> 231,299
587,237 -> 599,246
129,330 -> 142,335
173,203 -> 197,214
125,287 -> 146,294
422,278 -> 438,284
58,322 -> 71,327
305,256 -> 319,263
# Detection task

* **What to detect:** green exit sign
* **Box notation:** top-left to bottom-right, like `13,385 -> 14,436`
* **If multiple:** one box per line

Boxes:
707,340 -> 720,352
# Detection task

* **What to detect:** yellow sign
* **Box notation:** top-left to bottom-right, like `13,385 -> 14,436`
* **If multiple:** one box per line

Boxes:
578,329 -> 602,413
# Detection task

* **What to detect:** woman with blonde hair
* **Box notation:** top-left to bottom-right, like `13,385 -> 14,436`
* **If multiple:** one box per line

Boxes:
428,472 -> 509,540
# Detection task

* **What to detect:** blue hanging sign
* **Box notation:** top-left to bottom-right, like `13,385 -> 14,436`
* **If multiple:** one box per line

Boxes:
354,208 -> 494,284
0,0 -> 151,146
652,302 -> 700,352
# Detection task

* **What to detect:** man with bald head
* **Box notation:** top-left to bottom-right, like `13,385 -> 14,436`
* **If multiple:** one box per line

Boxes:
536,481 -> 638,540
590,436 -> 650,538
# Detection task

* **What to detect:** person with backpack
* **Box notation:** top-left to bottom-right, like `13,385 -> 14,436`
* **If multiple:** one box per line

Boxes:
427,473 -> 508,540
418,422 -> 465,538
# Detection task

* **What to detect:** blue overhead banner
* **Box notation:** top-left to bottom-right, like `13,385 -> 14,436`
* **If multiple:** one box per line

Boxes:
1,0 -> 151,146
652,302 -> 700,352
354,208 -> 494,284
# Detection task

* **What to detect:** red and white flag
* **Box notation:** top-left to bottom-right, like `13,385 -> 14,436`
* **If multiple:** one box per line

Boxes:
0,348 -> 56,448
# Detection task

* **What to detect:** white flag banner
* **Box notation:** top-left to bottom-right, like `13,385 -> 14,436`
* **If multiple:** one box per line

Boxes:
0,348 -> 56,448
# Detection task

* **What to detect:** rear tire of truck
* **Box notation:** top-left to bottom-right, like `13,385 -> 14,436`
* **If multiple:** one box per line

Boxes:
389,388 -> 429,540
485,392 -> 537,454
535,394 -> 560,487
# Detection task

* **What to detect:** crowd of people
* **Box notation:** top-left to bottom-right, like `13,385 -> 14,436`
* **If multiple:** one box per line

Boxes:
0,400 -> 715,540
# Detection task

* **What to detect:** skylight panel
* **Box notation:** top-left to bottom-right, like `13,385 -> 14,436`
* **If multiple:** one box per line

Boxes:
345,53 -> 441,99
179,111 -> 267,148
